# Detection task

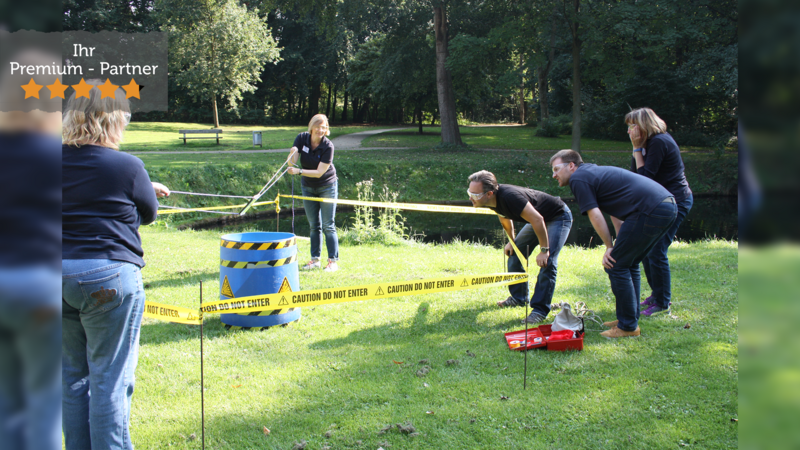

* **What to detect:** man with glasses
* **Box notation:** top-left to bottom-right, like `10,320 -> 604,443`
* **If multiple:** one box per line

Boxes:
467,170 -> 573,324
549,149 -> 678,338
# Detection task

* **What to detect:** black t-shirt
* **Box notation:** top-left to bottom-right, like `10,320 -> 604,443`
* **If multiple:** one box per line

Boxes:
569,163 -> 672,221
629,132 -> 692,201
293,132 -> 337,187
63,144 -> 159,267
489,184 -> 566,223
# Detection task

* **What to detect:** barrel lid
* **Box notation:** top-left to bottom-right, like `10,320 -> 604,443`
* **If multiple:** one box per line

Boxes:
221,232 -> 296,243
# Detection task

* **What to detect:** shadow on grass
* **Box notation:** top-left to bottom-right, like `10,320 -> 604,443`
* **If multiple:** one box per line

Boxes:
143,269 -> 220,290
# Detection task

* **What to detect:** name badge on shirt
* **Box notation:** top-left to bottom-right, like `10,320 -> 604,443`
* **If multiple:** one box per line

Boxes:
302,145 -> 309,153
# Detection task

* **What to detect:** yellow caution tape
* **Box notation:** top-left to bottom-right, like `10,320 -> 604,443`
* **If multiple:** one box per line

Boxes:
157,200 -> 276,215
504,229 -> 529,271
144,300 -> 202,325
200,272 -> 527,315
279,195 -> 497,215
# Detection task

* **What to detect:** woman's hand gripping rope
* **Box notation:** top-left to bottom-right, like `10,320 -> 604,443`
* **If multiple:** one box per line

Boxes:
238,149 -> 297,216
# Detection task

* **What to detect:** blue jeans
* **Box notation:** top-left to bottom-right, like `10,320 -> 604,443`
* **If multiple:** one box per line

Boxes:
302,181 -> 339,261
0,267 -> 61,450
62,260 -> 145,450
508,204 -> 573,317
642,194 -> 693,308
605,201 -> 678,331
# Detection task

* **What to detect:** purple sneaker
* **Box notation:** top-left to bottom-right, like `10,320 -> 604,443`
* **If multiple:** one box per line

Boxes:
641,304 -> 670,316
639,295 -> 655,308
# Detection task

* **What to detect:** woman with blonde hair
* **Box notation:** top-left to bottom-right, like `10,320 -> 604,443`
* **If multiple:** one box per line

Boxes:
286,114 -> 340,271
61,80 -> 169,449
625,107 -> 693,316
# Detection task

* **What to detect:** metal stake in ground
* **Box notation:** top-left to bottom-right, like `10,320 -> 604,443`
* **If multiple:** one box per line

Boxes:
524,245 -> 529,391
200,280 -> 205,450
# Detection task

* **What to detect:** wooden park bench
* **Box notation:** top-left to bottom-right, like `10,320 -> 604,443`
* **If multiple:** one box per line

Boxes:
178,129 -> 223,145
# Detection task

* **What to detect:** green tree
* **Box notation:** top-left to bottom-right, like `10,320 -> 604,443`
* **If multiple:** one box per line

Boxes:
159,0 -> 281,127
63,0 -> 157,32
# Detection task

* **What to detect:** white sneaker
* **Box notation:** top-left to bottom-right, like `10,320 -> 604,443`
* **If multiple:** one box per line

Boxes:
302,258 -> 321,270
323,259 -> 339,272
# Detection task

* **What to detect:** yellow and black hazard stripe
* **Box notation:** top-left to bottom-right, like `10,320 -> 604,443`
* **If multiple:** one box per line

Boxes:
220,254 -> 298,269
220,236 -> 296,250
224,308 -> 296,331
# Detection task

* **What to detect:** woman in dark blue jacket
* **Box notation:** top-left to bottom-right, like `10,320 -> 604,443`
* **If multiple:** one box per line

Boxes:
61,80 -> 169,449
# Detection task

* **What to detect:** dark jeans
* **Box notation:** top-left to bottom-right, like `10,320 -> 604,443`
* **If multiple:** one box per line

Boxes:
301,181 -> 339,261
605,200 -> 677,331
642,194 -> 694,308
508,204 -> 573,317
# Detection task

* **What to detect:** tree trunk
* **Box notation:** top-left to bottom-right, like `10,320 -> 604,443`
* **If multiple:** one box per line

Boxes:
342,89 -> 349,122
537,69 -> 548,120
325,84 -> 332,117
433,4 -> 463,146
519,53 -> 526,124
212,96 -> 219,128
297,97 -> 306,123
309,82 -> 321,119
417,106 -> 423,134
538,10 -> 556,121
359,98 -> 371,123
287,91 -> 293,121
570,0 -> 581,153
331,85 -> 337,122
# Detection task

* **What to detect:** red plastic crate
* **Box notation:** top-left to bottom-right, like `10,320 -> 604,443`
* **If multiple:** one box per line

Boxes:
504,323 -> 584,352
538,324 -> 584,351
504,327 -> 547,351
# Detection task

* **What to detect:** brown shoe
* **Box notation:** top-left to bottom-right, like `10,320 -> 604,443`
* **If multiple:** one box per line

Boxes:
600,326 -> 641,339
602,320 -> 618,328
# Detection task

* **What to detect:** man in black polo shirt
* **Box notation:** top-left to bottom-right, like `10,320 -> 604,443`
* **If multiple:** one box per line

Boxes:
467,170 -> 573,324
549,149 -> 677,339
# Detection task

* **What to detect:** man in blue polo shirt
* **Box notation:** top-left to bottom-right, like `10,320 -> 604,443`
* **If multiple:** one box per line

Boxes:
549,150 -> 677,338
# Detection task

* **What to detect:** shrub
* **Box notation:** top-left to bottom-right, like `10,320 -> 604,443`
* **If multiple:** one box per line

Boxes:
339,179 -> 409,246
535,114 -> 572,137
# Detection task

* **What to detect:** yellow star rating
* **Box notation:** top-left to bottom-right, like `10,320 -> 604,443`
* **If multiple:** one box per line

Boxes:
46,79 -> 69,99
20,77 -> 147,101
121,78 -> 140,99
21,78 -> 43,99
71,78 -> 93,99
97,79 -> 119,99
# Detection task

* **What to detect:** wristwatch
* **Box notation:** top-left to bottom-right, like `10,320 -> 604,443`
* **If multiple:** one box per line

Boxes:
300,168 -> 303,174
540,247 -> 549,253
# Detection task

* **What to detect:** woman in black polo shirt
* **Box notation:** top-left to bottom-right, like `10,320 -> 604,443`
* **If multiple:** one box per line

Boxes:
287,114 -> 340,272
626,107 -> 693,316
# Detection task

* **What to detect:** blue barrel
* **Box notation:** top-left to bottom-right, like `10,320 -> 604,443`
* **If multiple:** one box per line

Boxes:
219,232 -> 301,330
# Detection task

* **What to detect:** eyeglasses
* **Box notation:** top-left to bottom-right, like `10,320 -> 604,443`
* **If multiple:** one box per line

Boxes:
123,112 -> 131,125
552,162 -> 570,173
627,123 -> 637,129
467,189 -> 486,199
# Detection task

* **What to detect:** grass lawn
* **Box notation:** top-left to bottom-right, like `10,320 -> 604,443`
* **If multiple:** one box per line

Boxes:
134,225 -> 738,449
121,123 -> 402,152
360,126 -> 716,153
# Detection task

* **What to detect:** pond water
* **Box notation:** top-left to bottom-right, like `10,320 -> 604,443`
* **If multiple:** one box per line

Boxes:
192,196 -> 738,248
